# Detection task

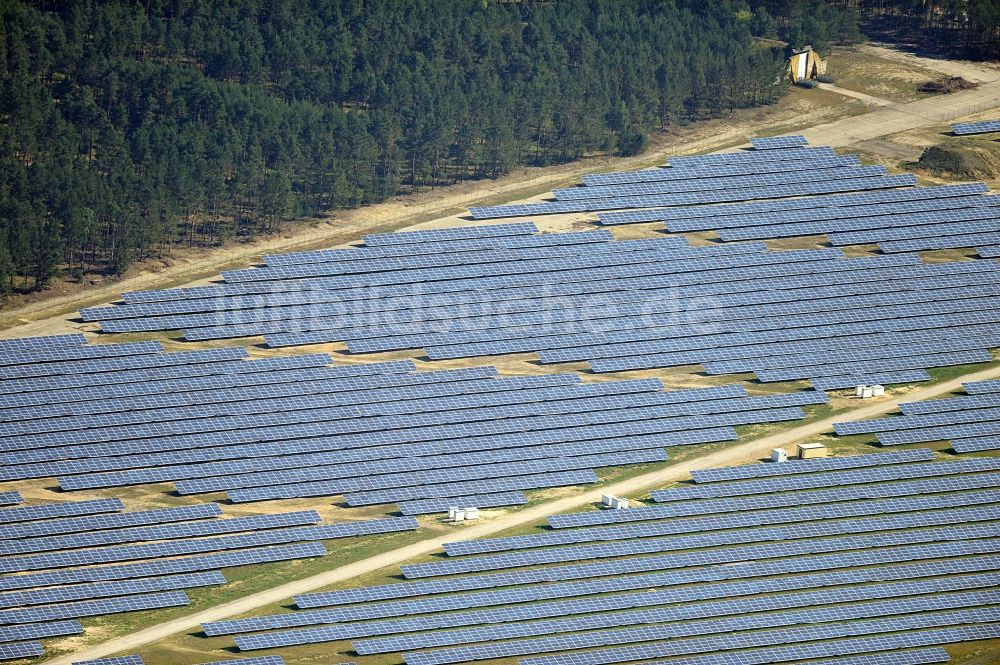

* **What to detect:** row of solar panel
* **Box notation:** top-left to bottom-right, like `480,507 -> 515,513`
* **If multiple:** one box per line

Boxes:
554,166 -> 890,202
834,380 -> 1000,451
0,516 -> 416,574
23,389 -> 814,486
224,546 -> 995,645
714,198 -> 1000,241
0,378 -> 766,453
442,489 -> 998,557
952,119 -> 1000,135
385,592 -> 997,663
597,182 -> 988,225
183,256 -> 992,346
293,534 -> 999,616
0,404 -> 735,474
357,572 -> 996,655
538,309 -> 998,373
547,465 -> 990,531
0,364 -> 502,424
582,153 -> 859,186
263,229 -> 613,267
413,483 -> 1000,578
671,192 -> 1000,235
0,382 -> 774,460
469,173 -> 918,218
404,291 -> 1000,374
0,373 -> 612,437
85,242 -> 818,320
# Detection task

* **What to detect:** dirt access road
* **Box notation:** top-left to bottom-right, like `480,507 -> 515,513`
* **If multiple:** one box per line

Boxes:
48,361 -> 1000,665
4,46 -> 1000,341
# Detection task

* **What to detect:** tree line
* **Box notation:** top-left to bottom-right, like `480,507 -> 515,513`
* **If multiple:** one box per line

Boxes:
0,0 -> 861,296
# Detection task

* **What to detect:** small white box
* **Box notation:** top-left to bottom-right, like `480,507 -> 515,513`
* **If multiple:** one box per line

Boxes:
871,384 -> 885,396
601,494 -> 615,507
855,384 -> 868,397
452,510 -> 466,522
447,507 -> 459,520
611,497 -> 630,510
861,386 -> 874,398
771,448 -> 788,463
464,507 -> 480,520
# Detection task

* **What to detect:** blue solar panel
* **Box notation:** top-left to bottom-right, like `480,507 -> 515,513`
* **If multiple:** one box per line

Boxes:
0,641 -> 44,660
952,435 -> 1000,453
468,174 -> 917,218
0,518 -> 414,573
0,511 -> 321,556
0,493 -> 21,507
231,451 -> 654,503
0,503 -> 221,539
750,135 -> 808,149
514,613 -> 1000,665
0,542 -> 326,591
72,658 -> 145,665
980,245 -> 1000,258
599,183 -> 988,225
554,166 -> 887,202
0,590 -> 191,624
0,572 -> 224,608
0,498 -> 124,524
0,620 -> 82,643
229,549 -> 995,647
274,523 -> 996,614
0,334 -> 86,351
687,449 -> 934,483
442,494 -> 997,557
952,119 -> 1000,135
364,222 -> 538,245
397,492 -> 528,515
583,155 -> 858,186
649,458 -> 1000,502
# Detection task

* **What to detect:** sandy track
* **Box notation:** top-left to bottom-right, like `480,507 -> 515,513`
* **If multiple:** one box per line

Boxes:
44,361 -> 1000,665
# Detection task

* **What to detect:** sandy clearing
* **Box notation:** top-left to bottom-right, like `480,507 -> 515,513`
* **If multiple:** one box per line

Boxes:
43,360 -> 1000,665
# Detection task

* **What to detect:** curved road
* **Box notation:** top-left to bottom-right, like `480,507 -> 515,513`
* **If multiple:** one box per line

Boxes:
47,361 -> 1000,665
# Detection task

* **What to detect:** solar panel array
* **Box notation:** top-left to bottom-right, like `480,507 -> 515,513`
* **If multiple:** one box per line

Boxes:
453,135 -> 998,256
193,450 -> 1000,664
0,335 -> 835,506
834,379 -> 1000,452
0,493 -> 412,660
952,119 -> 1000,135
70,228 -> 1000,391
